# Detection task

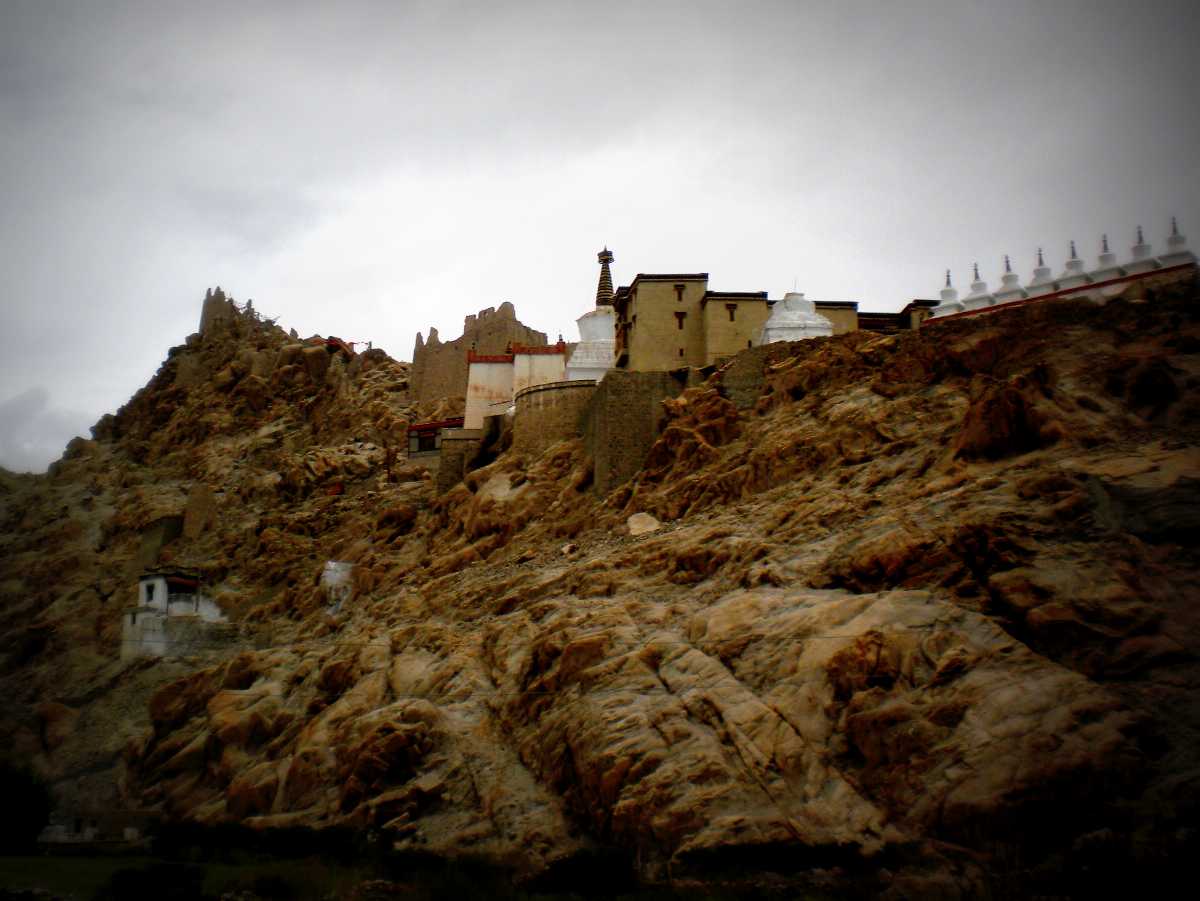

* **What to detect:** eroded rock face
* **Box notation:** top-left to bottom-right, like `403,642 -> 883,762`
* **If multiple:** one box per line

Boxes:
2,284 -> 1199,894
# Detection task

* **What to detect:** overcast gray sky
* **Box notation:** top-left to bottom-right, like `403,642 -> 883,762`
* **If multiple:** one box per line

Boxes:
1,0 -> 1197,472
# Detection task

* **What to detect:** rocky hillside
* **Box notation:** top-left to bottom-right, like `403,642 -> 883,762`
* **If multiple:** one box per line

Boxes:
2,282 -> 1198,897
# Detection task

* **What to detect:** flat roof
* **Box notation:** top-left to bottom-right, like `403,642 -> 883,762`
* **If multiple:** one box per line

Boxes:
625,273 -> 709,288
703,290 -> 768,301
141,568 -> 200,580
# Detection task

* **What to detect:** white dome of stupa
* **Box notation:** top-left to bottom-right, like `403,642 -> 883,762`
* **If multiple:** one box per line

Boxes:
759,292 -> 833,344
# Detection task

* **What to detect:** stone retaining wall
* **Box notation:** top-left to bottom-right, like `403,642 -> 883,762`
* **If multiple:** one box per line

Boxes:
581,370 -> 689,496
720,342 -> 801,410
437,428 -> 484,493
513,380 -> 597,458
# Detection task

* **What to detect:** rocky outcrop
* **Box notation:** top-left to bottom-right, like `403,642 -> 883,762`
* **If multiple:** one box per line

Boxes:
2,281 -> 1198,895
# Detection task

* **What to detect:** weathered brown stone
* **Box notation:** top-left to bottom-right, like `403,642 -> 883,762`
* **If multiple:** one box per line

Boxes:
182,483 -> 218,540
3,279 -> 1199,895
301,346 -> 330,383
411,302 -> 548,403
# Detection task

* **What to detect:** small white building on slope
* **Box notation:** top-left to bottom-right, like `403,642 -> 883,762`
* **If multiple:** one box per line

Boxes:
122,569 -> 228,659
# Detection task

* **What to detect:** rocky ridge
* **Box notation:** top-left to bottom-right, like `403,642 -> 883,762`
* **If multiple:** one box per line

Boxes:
1,282 -> 1198,896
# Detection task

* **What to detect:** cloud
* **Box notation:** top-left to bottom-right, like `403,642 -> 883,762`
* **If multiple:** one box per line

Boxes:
0,387 -> 88,474
0,0 -> 1197,473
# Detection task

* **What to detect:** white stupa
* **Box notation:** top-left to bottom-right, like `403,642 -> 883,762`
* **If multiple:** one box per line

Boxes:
567,307 -> 615,381
1090,233 -> 1124,282
566,247 -> 617,382
1124,225 -> 1159,275
1025,247 -> 1056,297
962,262 -> 993,310
1056,240 -> 1091,289
993,255 -> 1027,304
930,270 -> 963,317
758,292 -> 833,343
1160,217 -> 1198,267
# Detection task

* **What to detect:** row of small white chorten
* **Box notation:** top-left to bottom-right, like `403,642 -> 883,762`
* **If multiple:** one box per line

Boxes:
930,218 -> 1197,317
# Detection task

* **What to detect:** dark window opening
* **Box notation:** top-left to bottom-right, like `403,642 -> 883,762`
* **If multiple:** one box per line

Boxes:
747,339 -> 753,348
678,347 -> 685,357
145,583 -> 155,602
417,433 -> 437,452
726,303 -> 737,322
674,284 -> 685,302
674,311 -> 687,329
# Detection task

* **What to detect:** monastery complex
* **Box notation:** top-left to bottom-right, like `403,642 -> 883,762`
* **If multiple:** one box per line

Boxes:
408,221 -> 1196,494
126,222 -> 1198,657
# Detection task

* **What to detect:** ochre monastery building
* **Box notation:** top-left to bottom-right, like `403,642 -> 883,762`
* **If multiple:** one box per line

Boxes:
412,247 -> 935,402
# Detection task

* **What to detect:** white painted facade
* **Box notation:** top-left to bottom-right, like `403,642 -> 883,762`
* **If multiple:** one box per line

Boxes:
122,572 -> 227,659
464,359 -> 514,430
464,349 -> 567,429
512,350 -> 566,395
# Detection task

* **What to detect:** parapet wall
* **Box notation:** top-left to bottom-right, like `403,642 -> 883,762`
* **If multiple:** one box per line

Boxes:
582,370 -> 690,496
513,380 -> 597,458
411,302 -> 548,403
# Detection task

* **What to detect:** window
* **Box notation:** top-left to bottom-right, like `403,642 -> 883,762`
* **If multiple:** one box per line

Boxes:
747,339 -> 753,348
145,583 -> 155,603
726,303 -> 737,322
674,311 -> 686,329
678,347 -> 685,357
674,284 -> 685,303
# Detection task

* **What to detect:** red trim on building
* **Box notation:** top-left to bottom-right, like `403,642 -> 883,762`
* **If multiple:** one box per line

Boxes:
408,417 -> 465,434
511,341 -> 567,355
466,351 -> 515,364
325,336 -> 356,356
